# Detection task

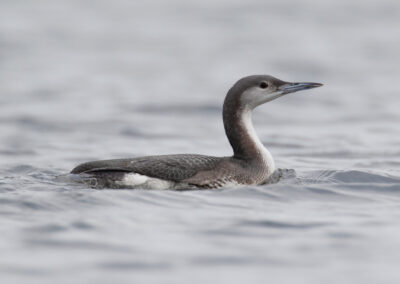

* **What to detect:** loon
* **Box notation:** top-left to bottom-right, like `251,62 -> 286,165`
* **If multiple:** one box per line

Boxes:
71,75 -> 322,189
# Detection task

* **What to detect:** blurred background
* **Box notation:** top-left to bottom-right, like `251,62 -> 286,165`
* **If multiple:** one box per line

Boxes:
0,0 -> 400,283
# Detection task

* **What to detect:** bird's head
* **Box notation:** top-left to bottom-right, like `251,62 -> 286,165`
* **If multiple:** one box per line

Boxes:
227,75 -> 323,109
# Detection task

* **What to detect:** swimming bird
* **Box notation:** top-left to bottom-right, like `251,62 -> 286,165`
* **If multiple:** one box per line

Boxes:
71,75 -> 322,189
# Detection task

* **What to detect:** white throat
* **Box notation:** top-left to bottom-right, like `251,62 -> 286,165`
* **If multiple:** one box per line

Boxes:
241,108 -> 275,174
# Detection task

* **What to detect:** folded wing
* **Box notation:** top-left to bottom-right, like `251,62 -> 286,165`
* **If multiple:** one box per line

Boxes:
71,154 -> 222,182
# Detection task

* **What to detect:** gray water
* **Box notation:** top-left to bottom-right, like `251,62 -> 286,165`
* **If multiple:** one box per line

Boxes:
1,0 -> 400,283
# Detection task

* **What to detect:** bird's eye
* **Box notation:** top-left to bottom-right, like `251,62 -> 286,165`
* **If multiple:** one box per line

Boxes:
259,82 -> 269,89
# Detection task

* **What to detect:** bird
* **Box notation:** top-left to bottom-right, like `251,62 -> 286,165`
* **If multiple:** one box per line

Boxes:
71,75 -> 322,189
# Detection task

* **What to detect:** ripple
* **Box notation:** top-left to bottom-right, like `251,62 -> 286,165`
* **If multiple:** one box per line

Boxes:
132,104 -> 220,115
190,255 -> 266,266
98,260 -> 171,270
330,170 -> 400,183
25,238 -> 132,252
239,219 -> 332,230
299,170 -> 400,184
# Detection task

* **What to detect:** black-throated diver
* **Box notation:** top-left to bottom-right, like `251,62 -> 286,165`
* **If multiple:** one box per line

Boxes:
71,75 -> 322,189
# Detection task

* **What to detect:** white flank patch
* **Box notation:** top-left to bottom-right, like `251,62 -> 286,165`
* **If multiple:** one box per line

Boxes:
220,180 -> 241,188
116,173 -> 175,190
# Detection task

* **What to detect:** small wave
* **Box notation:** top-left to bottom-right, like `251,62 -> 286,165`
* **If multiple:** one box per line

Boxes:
6,165 -> 37,174
0,149 -> 37,156
119,127 -> 181,139
25,238 -> 131,252
297,169 -> 400,184
330,170 -> 400,183
266,168 -> 297,184
130,104 -> 220,115
98,260 -> 170,270
239,219 -> 331,229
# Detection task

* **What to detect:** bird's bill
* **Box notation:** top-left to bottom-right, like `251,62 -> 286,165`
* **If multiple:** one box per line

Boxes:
279,82 -> 323,95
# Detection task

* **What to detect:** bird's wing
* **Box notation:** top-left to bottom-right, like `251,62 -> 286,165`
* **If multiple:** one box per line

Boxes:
71,154 -> 222,182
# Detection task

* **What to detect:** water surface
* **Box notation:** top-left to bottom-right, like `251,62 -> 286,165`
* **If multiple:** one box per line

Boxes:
1,0 -> 400,283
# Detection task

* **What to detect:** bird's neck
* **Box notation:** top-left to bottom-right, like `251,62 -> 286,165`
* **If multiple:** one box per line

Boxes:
223,102 -> 274,169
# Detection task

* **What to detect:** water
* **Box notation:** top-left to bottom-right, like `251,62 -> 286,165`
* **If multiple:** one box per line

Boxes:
1,0 -> 400,283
